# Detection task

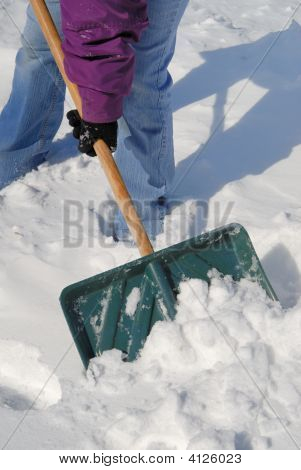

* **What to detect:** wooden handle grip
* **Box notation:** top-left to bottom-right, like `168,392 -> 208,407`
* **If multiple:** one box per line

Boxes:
30,0 -> 154,257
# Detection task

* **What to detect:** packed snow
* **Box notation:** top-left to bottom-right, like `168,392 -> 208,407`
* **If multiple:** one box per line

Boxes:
1,0 -> 301,450
125,288 -> 141,317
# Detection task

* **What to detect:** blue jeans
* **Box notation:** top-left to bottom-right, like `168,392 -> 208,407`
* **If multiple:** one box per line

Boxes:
0,0 -> 188,238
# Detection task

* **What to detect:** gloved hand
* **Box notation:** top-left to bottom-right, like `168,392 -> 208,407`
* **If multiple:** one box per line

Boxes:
67,110 -> 118,157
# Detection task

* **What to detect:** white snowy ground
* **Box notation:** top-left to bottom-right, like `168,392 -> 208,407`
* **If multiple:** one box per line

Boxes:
0,0 -> 301,450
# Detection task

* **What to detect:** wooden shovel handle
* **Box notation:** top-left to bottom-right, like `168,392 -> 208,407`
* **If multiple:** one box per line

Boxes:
30,0 -> 154,257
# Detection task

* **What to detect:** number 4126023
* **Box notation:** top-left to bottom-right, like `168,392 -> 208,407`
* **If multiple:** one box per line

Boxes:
188,454 -> 242,464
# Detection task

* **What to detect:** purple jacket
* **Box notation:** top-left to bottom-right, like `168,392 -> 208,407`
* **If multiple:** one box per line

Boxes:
60,0 -> 148,123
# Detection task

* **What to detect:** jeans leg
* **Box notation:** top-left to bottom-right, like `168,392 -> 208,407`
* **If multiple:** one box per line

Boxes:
0,0 -> 65,190
114,0 -> 189,238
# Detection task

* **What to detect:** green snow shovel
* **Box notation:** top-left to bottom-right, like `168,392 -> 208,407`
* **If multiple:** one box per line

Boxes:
31,0 -> 277,368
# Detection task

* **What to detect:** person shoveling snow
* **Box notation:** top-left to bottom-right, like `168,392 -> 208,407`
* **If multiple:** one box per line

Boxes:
0,0 -> 277,368
0,0 -> 188,241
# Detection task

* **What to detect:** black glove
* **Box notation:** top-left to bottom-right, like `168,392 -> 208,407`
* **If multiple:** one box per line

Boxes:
67,110 -> 118,157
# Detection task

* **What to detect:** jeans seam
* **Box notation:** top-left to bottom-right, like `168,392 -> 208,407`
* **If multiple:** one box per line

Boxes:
156,2 -> 181,193
38,71 -> 63,153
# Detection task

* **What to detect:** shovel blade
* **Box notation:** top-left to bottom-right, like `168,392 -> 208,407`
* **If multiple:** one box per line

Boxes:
60,223 -> 277,368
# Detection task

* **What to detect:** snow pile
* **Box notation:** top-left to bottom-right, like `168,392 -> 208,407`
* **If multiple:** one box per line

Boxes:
83,273 -> 301,450
2,275 -> 300,449
0,340 -> 61,410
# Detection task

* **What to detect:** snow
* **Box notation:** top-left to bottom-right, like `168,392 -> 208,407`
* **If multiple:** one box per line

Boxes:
125,288 -> 141,317
1,0 -> 301,450
0,340 -> 61,411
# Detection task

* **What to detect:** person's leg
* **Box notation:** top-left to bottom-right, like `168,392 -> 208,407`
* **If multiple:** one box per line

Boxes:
0,0 -> 65,190
114,0 -> 189,240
